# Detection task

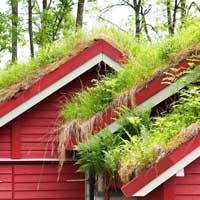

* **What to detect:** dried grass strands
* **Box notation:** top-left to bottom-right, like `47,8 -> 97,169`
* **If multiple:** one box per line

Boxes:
111,87 -> 136,110
169,43 -> 200,66
164,122 -> 200,153
58,112 -> 104,161
58,86 -> 137,162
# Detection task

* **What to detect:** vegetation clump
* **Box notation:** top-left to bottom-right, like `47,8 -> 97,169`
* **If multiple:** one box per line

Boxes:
0,31 -> 87,90
62,20 -> 200,122
76,85 -> 200,184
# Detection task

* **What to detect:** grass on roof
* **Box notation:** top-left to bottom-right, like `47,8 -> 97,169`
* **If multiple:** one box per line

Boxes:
62,19 -> 200,122
0,19 -> 200,120
0,31 -> 95,90
76,85 -> 200,183
117,85 -> 200,182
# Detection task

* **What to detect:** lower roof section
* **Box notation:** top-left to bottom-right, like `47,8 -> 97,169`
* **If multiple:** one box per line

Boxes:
121,130 -> 200,197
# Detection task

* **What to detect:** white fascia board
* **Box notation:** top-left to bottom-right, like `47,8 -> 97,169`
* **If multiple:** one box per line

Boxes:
133,146 -> 200,197
102,54 -> 122,72
107,68 -> 200,133
0,53 -> 122,128
176,168 -> 185,177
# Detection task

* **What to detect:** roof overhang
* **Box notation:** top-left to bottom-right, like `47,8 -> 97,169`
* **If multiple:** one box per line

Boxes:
0,39 -> 124,127
121,131 -> 200,197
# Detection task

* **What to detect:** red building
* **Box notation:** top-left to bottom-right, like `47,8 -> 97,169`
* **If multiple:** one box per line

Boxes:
0,39 -> 124,200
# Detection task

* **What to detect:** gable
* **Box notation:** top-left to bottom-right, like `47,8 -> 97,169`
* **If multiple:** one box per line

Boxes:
0,39 -> 124,128
0,62 -> 117,160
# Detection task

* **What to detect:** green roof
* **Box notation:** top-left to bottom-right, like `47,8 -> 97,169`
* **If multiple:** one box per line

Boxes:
62,20 -> 200,123
76,85 -> 200,183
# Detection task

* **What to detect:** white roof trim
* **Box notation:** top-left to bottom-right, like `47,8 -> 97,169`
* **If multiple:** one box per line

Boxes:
107,68 -> 200,133
133,146 -> 200,197
0,53 -> 122,127
176,168 -> 185,177
102,54 -> 122,71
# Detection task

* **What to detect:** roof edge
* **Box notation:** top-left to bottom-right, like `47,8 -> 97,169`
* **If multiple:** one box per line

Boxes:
0,39 -> 125,127
121,129 -> 200,197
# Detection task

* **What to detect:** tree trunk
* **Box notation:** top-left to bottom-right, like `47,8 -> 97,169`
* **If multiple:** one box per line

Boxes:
43,0 -> 47,10
172,0 -> 178,33
11,0 -> 18,62
103,186 -> 110,200
166,0 -> 173,35
88,171 -> 95,200
103,172 -> 113,200
76,0 -> 85,29
180,0 -> 186,24
28,0 -> 34,58
141,7 -> 152,42
133,0 -> 142,39
39,0 -> 48,47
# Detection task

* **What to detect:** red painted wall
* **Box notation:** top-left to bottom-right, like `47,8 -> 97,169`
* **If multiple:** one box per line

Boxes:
0,123 -> 12,158
0,64 -> 111,159
0,162 -> 84,200
138,185 -> 163,200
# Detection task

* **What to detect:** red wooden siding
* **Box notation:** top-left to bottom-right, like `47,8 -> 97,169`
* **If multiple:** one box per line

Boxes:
0,64 -> 111,159
174,157 -> 200,200
0,163 -> 85,200
138,185 -> 163,200
0,165 -> 12,199
0,123 -> 12,158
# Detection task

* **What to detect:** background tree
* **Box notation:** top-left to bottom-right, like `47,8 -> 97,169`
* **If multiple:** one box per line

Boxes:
0,13 -> 11,57
10,0 -> 19,61
28,0 -> 34,57
76,0 -> 85,29
34,0 -> 73,47
180,0 -> 186,24
100,0 -> 153,41
0,0 -> 200,64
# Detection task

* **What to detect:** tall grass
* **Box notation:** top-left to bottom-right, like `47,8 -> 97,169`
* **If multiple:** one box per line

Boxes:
0,30 -> 88,89
62,20 -> 200,121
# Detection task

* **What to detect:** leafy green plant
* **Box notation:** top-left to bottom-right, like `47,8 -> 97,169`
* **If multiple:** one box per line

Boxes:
118,85 -> 200,182
76,130 -> 122,200
76,129 -> 121,175
76,85 -> 200,184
